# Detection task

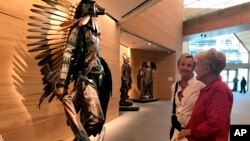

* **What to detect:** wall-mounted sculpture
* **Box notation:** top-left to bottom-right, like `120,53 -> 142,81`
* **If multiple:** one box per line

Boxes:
137,61 -> 157,99
27,0 -> 112,141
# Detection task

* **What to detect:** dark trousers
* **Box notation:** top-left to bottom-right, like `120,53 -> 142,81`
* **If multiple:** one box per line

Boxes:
240,86 -> 246,93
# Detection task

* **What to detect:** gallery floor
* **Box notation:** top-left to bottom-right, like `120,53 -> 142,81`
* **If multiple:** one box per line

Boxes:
99,92 -> 250,141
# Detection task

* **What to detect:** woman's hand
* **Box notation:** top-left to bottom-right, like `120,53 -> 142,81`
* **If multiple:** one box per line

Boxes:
178,129 -> 191,140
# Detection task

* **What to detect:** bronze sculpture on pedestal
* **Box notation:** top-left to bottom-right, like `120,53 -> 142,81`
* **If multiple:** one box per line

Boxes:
137,61 -> 156,99
27,0 -> 112,140
119,54 -> 133,106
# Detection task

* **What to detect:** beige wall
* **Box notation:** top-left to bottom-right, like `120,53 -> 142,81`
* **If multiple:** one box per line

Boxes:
98,15 -> 120,123
122,0 -> 183,52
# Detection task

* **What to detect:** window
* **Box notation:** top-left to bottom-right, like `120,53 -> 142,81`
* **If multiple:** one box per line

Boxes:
188,34 -> 248,64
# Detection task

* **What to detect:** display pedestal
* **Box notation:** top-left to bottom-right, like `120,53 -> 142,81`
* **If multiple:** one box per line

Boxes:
132,98 -> 160,103
119,105 -> 140,111
119,99 -> 140,111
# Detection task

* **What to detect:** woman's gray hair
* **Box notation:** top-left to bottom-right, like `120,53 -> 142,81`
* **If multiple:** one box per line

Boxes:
195,48 -> 226,75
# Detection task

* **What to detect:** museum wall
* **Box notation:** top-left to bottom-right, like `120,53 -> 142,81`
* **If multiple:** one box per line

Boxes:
121,0 -> 183,52
97,16 -> 120,122
0,0 -> 119,141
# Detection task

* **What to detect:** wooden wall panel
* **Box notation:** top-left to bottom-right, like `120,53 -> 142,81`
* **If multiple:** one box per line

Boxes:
129,50 -> 176,99
0,0 -> 119,140
97,15 -> 120,122
122,0 -> 183,51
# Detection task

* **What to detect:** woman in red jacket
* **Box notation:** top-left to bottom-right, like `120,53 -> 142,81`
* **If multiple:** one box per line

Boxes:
178,48 -> 234,141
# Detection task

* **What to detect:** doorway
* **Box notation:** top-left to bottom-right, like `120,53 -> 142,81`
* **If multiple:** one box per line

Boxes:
221,69 -> 248,91
221,69 -> 237,90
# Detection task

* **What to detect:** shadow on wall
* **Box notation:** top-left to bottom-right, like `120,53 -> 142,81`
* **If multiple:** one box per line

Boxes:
12,44 -> 50,118
3,42 -> 70,140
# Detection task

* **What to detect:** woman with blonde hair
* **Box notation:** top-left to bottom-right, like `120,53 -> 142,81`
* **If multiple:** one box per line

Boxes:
170,53 -> 205,140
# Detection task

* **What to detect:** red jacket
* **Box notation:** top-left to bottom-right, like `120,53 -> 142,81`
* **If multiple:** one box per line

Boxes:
187,76 -> 233,141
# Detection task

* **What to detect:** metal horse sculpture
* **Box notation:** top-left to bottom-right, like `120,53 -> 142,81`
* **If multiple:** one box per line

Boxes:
27,0 -> 112,140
